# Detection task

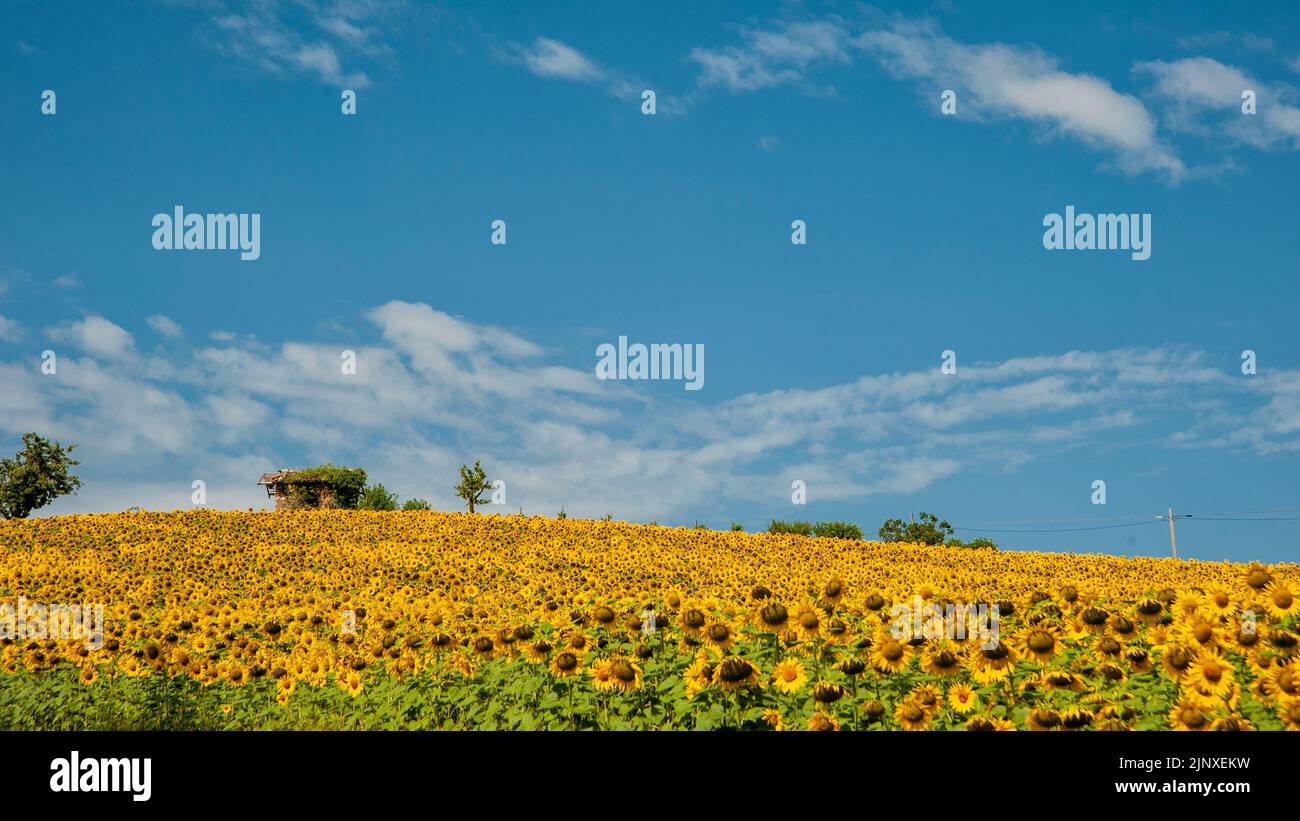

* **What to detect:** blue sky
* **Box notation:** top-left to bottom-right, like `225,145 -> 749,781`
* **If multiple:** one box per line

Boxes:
2,1 -> 1299,563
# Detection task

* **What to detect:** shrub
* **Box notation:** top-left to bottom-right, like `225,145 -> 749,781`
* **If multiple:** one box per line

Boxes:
768,519 -> 813,536
402,499 -> 431,511
812,521 -> 863,540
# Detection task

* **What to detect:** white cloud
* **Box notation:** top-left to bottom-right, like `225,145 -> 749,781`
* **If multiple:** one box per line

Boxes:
46,316 -> 135,359
0,315 -> 20,342
6,303 -> 1296,522
147,314 -> 184,339
690,20 -> 852,94
856,19 -> 1184,179
518,37 -> 603,82
1135,57 -> 1300,150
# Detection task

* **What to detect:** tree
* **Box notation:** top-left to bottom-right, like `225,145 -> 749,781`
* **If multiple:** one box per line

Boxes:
402,498 -> 431,511
0,433 -> 83,519
768,519 -> 813,536
813,521 -> 863,540
359,483 -> 399,510
878,512 -> 953,546
453,461 -> 492,513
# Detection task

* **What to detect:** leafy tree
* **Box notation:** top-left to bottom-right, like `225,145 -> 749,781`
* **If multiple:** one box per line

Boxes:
946,535 -> 998,550
768,519 -> 814,536
454,461 -> 492,513
402,498 -> 431,511
813,521 -> 863,540
730,521 -> 745,531
0,433 -> 83,519
359,483 -> 399,511
878,512 -> 954,546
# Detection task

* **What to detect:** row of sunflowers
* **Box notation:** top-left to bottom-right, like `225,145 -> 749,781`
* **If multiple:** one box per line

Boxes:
0,510 -> 1296,730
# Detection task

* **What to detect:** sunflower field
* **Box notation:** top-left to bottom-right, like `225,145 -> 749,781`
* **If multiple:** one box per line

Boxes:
0,510 -> 1297,731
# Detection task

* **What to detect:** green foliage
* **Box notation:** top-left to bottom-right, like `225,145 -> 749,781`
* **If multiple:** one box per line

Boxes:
0,433 -> 83,519
812,521 -> 863,540
281,465 -> 367,509
946,536 -> 998,550
768,519 -> 813,536
454,460 -> 492,513
556,507 -> 567,519
358,484 -> 399,510
878,512 -> 954,546
730,521 -> 745,531
402,498 -> 432,511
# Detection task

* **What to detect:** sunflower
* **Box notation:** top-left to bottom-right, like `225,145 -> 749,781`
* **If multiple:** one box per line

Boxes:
762,708 -> 783,730
1279,700 -> 1300,731
1184,653 -> 1236,700
1027,707 -> 1060,731
947,683 -> 979,714
771,658 -> 808,694
549,650 -> 583,678
921,641 -> 965,677
820,579 -> 845,608
588,657 -> 615,692
968,639 -> 1017,684
607,656 -> 644,692
792,605 -> 822,642
895,699 -> 930,731
869,631 -> 911,674
753,601 -> 790,634
1203,587 -> 1236,620
1059,707 -> 1094,730
79,665 -> 98,686
808,712 -> 840,732
1161,643 -> 1197,681
1015,625 -> 1061,665
811,681 -> 846,706
1169,697 -> 1211,731
702,621 -> 736,655
712,657 -> 760,691
684,656 -> 716,698
1209,715 -> 1253,731
677,606 -> 708,637
1263,580 -> 1299,621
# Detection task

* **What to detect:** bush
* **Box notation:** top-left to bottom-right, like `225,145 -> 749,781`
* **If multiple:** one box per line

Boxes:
402,499 -> 431,511
812,521 -> 863,540
768,519 -> 813,536
946,536 -> 998,550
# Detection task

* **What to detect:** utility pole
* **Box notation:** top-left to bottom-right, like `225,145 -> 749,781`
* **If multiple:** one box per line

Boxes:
1167,507 -> 1177,558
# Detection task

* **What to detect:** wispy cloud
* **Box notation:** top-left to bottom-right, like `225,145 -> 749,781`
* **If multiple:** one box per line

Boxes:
689,20 -> 853,95
1135,56 -> 1300,151
5,304 -> 1294,521
191,0 -> 406,89
500,36 -> 641,100
856,18 -> 1185,180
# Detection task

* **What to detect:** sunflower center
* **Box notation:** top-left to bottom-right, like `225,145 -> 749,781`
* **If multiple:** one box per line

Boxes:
760,603 -> 788,627
556,652 -> 577,671
799,612 -> 819,629
1028,631 -> 1055,653
882,642 -> 904,662
718,658 -> 753,683
708,624 -> 731,642
1273,591 -> 1294,609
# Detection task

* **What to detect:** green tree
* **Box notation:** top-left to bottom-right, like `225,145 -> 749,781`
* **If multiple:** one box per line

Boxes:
768,519 -> 813,536
402,498 -> 431,511
359,483 -> 399,510
878,512 -> 954,545
813,521 -> 863,540
454,461 -> 492,513
0,433 -> 83,519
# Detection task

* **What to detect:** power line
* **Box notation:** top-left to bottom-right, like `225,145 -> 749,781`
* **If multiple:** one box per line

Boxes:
952,509 -> 1300,534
